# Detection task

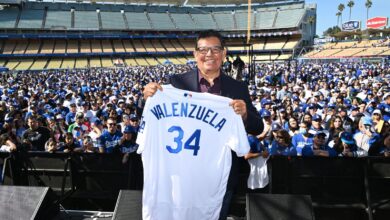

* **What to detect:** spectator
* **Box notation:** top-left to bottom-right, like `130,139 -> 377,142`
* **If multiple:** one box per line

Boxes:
82,136 -> 97,153
45,138 -> 59,153
328,116 -> 344,142
302,132 -> 337,157
119,126 -> 138,164
0,133 -> 17,152
97,117 -> 122,153
292,121 -> 314,156
270,129 -> 297,156
22,116 -> 51,151
62,132 -> 81,153
353,117 -> 381,157
337,132 -> 358,157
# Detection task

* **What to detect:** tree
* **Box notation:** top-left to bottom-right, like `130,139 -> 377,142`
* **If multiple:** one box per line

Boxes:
347,0 -> 355,21
338,3 -> 345,24
336,12 -> 342,26
365,0 -> 372,21
323,26 -> 341,37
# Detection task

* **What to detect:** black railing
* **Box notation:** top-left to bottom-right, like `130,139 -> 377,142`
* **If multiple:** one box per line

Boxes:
1,152 -> 390,219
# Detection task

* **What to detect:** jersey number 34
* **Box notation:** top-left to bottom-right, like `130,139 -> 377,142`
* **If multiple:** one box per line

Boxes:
166,126 -> 201,156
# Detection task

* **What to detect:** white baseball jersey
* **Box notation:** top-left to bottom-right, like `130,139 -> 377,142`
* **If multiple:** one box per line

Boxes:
137,85 -> 250,220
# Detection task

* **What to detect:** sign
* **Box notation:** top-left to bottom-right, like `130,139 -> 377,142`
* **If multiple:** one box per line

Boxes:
342,20 -> 361,31
367,17 -> 388,29
314,37 -> 334,45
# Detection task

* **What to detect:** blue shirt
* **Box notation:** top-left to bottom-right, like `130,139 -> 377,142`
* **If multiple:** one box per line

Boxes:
292,133 -> 314,156
270,141 -> 297,156
302,145 -> 337,157
65,112 -> 76,125
98,130 -> 123,153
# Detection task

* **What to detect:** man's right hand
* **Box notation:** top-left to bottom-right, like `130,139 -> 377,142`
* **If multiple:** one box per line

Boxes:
143,82 -> 163,100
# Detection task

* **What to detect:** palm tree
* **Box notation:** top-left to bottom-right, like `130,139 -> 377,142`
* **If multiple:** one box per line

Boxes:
338,3 -> 345,24
365,0 -> 373,21
347,0 -> 355,20
336,12 -> 342,26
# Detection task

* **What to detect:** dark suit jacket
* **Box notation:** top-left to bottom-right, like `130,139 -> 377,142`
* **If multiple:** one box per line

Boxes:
169,68 -> 263,135
169,68 -> 264,192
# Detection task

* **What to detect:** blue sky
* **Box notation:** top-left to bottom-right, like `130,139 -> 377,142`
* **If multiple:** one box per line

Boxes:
308,0 -> 390,36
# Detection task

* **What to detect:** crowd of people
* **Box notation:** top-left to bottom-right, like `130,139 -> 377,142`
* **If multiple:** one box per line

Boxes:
0,60 -> 389,159
245,61 -> 390,158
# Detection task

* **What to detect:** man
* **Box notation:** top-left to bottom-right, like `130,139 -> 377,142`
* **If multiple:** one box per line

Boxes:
22,115 -> 51,151
142,30 -> 263,220
97,117 -> 122,153
302,131 -> 336,157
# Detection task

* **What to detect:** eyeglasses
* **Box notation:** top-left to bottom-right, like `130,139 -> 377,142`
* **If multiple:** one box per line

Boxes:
107,123 -> 116,126
196,46 -> 223,55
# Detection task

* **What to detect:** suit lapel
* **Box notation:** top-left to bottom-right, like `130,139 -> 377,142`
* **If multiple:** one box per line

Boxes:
185,69 -> 200,92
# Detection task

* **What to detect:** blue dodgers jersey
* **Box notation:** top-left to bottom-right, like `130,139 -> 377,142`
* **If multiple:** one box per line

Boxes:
98,130 -> 123,153
137,85 -> 250,220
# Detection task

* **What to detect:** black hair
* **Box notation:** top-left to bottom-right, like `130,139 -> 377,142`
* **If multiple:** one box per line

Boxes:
195,30 -> 225,49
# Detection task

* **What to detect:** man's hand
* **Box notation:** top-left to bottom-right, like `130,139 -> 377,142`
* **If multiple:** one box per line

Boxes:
143,82 -> 163,100
229,99 -> 247,120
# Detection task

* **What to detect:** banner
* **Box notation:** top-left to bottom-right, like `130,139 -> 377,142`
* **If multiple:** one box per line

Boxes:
367,17 -> 388,29
342,20 -> 361,31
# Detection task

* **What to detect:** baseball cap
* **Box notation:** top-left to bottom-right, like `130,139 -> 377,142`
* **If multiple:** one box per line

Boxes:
351,105 -> 359,111
271,123 -> 282,131
261,110 -> 271,117
124,125 -> 136,133
130,114 -> 138,120
92,119 -> 102,126
76,112 -> 84,119
340,132 -> 355,145
308,103 -> 317,109
312,114 -> 322,121
362,117 -> 373,126
372,109 -> 382,115
314,131 -> 326,138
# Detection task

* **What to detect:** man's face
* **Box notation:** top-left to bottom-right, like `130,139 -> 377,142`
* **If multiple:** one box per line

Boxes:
28,119 -> 39,130
194,37 -> 226,75
107,119 -> 117,133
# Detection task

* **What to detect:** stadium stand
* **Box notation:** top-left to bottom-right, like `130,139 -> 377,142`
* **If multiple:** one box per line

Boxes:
214,11 -> 234,30
125,12 -> 152,30
30,59 -> 48,70
18,9 -> 44,29
61,58 -> 75,69
113,40 -> 126,53
47,58 -> 62,69
100,11 -> 126,30
0,6 -> 18,28
101,57 -> 113,67
91,40 -> 103,53
101,40 -> 114,53
304,38 -> 390,58
171,13 -> 197,30
149,12 -> 176,30
0,1 -> 308,70
67,40 -> 79,53
123,40 -> 136,52
89,57 -> 102,67
74,11 -> 99,30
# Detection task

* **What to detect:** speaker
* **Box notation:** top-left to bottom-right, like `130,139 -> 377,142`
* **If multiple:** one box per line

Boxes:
0,186 -> 59,220
112,190 -> 142,220
246,193 -> 314,220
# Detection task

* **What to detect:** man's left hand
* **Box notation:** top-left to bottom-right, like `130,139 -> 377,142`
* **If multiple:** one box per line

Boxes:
230,100 -> 247,120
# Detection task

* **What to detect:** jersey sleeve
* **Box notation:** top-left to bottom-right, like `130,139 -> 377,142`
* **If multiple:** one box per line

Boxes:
226,114 -> 250,157
136,94 -> 155,154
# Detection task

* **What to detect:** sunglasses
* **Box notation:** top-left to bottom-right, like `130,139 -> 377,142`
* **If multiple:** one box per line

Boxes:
107,123 -> 116,126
